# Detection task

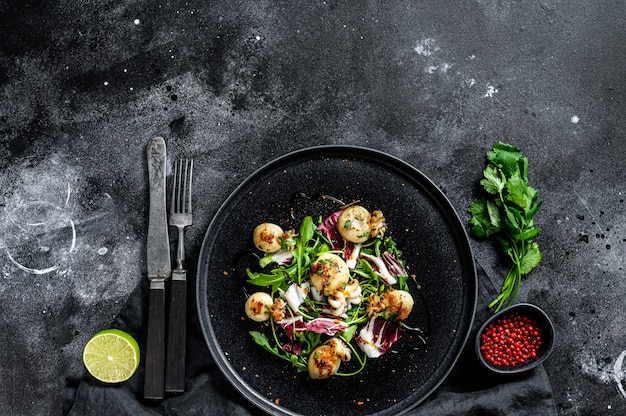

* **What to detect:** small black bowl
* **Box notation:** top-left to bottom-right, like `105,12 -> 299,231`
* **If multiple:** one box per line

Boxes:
475,303 -> 555,375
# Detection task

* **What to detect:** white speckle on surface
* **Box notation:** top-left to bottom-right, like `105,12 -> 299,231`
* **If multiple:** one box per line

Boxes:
413,38 -> 438,56
484,85 -> 498,97
571,115 -> 579,123
578,350 -> 613,383
134,19 -> 140,25
98,247 -> 108,255
426,63 -> 453,74
103,81 -> 109,86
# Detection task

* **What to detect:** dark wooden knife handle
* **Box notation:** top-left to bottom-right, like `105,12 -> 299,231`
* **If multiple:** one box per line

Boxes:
144,286 -> 165,400
165,278 -> 187,393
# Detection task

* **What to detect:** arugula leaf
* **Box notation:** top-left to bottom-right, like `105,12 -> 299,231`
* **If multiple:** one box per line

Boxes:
249,331 -> 306,370
299,216 -> 315,244
341,325 -> 358,343
246,268 -> 287,292
468,142 -> 543,312
249,330 -> 278,354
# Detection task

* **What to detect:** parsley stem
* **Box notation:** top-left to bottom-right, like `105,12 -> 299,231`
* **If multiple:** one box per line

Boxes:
490,237 -> 523,312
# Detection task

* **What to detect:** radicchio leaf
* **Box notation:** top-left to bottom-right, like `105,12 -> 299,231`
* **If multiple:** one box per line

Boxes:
382,251 -> 408,278
278,315 -> 306,339
317,210 -> 344,250
359,253 -> 397,285
305,317 -> 348,336
259,249 -> 294,267
279,282 -> 310,312
344,242 -> 361,269
282,342 -> 302,355
356,317 -> 401,358
279,316 -> 348,338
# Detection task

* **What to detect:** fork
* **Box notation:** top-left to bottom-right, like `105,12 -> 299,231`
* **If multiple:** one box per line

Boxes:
165,158 -> 193,393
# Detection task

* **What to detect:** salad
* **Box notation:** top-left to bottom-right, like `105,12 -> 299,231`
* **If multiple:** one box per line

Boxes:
244,204 -> 418,379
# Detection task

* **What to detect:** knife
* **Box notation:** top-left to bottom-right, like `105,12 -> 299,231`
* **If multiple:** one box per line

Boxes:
144,137 -> 171,400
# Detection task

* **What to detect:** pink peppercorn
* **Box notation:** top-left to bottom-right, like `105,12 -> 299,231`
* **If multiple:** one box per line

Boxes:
480,312 -> 543,367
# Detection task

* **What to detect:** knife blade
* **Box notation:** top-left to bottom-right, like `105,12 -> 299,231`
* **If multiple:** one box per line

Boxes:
144,136 -> 171,400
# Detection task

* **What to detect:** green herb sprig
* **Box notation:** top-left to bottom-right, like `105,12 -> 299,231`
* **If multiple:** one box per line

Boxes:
468,142 -> 543,312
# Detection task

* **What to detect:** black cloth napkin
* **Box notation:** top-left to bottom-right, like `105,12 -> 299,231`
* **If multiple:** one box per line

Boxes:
64,261 -> 558,416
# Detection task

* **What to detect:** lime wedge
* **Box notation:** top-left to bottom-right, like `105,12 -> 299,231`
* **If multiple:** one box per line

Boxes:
82,329 -> 140,383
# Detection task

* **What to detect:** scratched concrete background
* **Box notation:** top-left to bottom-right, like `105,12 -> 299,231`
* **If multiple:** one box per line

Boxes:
1,1 -> 625,415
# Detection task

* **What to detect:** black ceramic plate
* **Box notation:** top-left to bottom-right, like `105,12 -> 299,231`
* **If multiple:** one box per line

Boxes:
197,145 -> 477,416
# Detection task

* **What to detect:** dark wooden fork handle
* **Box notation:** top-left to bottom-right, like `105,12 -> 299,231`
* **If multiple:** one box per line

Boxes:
165,275 -> 187,393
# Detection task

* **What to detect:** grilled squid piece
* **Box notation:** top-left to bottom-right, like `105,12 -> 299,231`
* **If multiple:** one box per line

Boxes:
337,205 -> 371,243
308,337 -> 351,379
327,279 -> 362,317
370,209 -> 387,238
252,223 -> 284,253
269,298 -> 287,322
310,253 -> 350,296
280,229 -> 298,251
244,292 -> 274,322
367,290 -> 414,321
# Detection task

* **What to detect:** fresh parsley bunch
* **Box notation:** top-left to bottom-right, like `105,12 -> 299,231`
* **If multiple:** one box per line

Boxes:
468,142 -> 543,312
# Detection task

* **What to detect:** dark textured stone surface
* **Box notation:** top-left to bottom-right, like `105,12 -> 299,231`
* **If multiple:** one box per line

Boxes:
1,1 -> 625,415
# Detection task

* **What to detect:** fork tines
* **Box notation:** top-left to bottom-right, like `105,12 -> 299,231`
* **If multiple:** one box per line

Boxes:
171,159 -> 193,216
